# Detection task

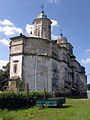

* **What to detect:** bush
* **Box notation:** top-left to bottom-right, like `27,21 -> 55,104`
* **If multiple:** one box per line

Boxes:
0,91 -> 51,110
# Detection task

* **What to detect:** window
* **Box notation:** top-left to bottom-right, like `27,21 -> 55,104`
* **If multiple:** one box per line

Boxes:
13,60 -> 18,63
37,30 -> 40,36
13,64 -> 17,73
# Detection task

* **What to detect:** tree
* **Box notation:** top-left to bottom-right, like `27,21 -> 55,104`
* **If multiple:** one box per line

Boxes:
87,84 -> 90,90
0,62 -> 10,91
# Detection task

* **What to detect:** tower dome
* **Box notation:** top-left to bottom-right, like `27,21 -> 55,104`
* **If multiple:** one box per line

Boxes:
57,33 -> 68,44
32,10 -> 52,39
37,11 -> 47,19
60,35 -> 68,43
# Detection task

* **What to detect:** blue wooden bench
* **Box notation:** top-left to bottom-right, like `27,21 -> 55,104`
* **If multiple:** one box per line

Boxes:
36,97 -> 66,107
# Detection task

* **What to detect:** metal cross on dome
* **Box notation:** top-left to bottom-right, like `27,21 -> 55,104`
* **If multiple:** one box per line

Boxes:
60,28 -> 63,36
41,1 -> 44,12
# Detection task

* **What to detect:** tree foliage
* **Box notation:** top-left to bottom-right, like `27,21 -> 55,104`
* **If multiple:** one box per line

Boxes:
0,91 -> 51,109
0,62 -> 10,91
87,84 -> 90,90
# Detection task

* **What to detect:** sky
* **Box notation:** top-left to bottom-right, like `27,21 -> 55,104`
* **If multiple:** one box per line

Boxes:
0,0 -> 90,83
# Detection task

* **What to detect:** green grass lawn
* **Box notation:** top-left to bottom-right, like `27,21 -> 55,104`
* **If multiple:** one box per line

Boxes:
0,98 -> 90,120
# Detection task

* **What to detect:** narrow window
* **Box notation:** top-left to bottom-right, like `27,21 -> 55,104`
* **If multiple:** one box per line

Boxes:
13,64 -> 17,73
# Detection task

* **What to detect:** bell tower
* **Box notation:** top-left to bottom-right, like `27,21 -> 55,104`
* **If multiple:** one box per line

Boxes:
32,6 -> 52,39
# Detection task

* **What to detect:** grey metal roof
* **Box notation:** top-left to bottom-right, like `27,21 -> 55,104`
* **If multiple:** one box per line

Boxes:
37,11 -> 47,19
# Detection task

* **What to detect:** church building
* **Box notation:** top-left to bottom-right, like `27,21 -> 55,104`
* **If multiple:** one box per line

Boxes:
9,9 -> 87,96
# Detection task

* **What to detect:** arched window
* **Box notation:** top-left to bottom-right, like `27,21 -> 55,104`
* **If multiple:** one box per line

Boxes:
37,27 -> 40,37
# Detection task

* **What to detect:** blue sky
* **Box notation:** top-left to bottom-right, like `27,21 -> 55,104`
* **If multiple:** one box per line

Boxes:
0,0 -> 90,83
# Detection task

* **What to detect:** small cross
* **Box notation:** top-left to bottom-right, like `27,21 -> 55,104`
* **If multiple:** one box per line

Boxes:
60,28 -> 63,36
41,0 -> 44,12
41,2 -> 44,12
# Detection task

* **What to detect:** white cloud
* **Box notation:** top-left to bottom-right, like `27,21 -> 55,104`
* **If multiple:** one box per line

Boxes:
26,24 -> 33,35
52,34 -> 58,40
51,19 -> 58,39
51,19 -> 58,27
0,19 -> 14,26
47,0 -> 60,4
2,26 -> 23,36
0,38 -> 10,46
0,26 -> 3,32
85,49 -> 90,52
82,58 -> 90,64
51,19 -> 58,33
0,60 -> 8,69
0,19 -> 23,36
0,19 -> 23,47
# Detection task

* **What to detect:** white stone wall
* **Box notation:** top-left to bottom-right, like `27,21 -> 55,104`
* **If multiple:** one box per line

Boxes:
79,74 -> 87,92
9,36 -> 87,94
32,19 -> 51,39
23,55 -> 52,92
59,62 -> 69,92
10,55 -> 23,79
51,59 -> 60,92
24,38 -> 52,56
10,45 -> 23,54
10,39 -> 23,55
11,39 -> 23,46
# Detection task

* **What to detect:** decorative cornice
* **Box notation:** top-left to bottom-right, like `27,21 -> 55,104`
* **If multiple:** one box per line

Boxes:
10,34 -> 27,40
10,43 -> 23,47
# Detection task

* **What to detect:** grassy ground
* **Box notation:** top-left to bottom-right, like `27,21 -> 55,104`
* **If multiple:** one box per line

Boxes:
0,98 -> 90,120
